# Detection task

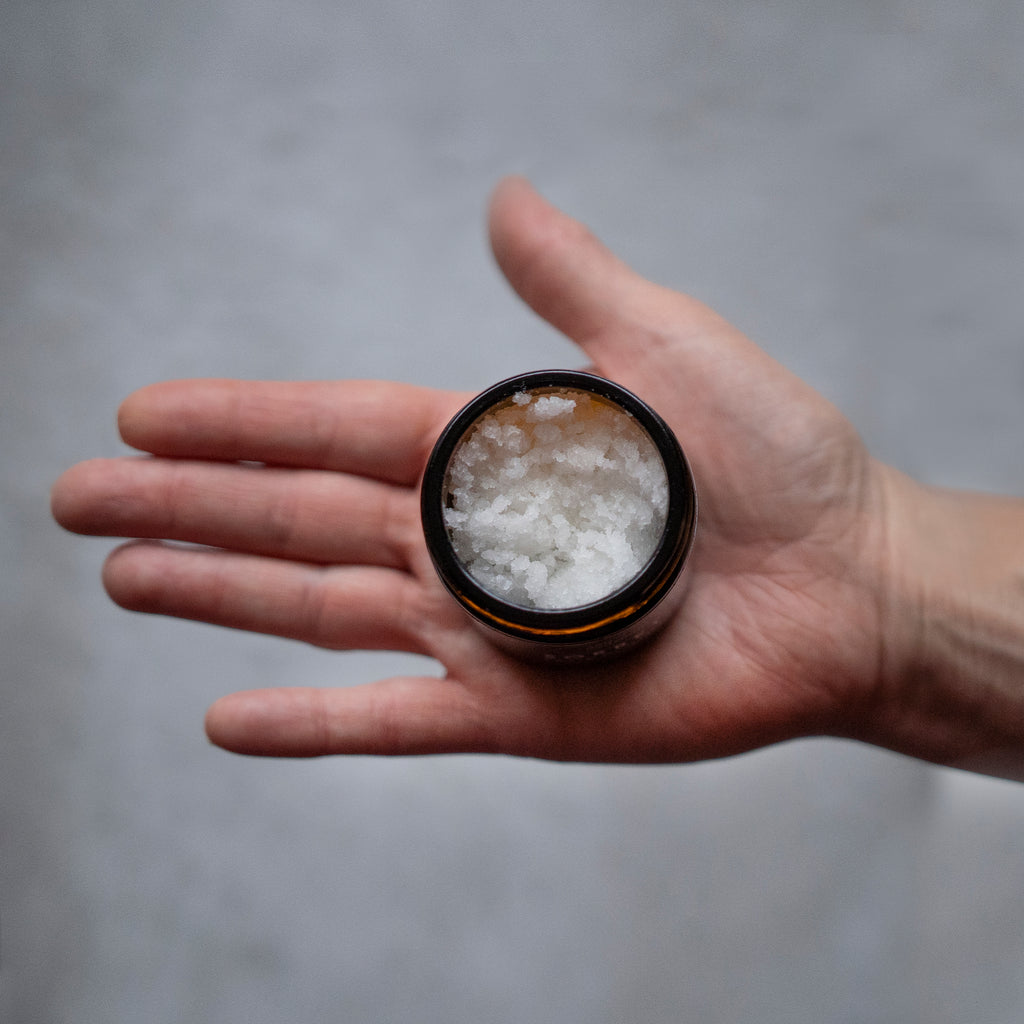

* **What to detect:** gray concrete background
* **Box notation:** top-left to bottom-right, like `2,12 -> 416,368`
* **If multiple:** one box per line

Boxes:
3,1 -> 1024,1021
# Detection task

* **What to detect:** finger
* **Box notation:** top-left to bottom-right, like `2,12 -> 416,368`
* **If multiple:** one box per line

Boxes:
487,177 -> 668,343
117,379 -> 468,485
204,679 -> 499,757
52,457 -> 413,568
488,177 -> 819,474
487,176 -> 740,371
102,541 -> 432,654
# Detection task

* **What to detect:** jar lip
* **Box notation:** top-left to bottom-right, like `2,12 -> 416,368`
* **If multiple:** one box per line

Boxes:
420,370 -> 697,634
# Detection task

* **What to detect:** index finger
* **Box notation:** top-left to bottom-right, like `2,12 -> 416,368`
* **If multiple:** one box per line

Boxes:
117,379 -> 469,485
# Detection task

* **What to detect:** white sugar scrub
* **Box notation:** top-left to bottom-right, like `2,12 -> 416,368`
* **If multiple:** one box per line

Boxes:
421,370 -> 696,662
442,387 -> 670,609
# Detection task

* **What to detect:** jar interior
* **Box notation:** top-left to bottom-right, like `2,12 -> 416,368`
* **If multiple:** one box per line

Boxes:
441,386 -> 670,611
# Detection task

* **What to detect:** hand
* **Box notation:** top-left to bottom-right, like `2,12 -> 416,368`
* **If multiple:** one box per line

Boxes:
51,177 -> 1017,767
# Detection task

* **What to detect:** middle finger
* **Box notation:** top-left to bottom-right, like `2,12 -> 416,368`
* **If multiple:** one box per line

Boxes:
53,457 -> 416,569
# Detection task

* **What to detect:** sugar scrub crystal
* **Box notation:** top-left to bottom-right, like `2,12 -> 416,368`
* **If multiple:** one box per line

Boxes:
442,387 -> 670,609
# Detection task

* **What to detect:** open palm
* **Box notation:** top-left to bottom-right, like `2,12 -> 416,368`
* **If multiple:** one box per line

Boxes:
52,178 -> 896,762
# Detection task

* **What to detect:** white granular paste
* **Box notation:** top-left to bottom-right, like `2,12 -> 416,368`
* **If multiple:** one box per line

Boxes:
443,389 -> 669,609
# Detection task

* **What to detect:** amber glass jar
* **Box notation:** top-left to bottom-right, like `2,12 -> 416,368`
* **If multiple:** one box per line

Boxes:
420,371 -> 697,663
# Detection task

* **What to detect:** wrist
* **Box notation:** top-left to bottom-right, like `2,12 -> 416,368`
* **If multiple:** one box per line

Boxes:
864,469 -> 1024,776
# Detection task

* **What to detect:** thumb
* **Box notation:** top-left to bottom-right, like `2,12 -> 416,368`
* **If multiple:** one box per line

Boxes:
487,177 -> 725,361
487,176 -> 649,348
486,177 -> 787,419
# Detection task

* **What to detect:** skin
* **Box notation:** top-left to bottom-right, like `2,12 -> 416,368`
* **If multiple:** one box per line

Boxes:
51,177 -> 1024,774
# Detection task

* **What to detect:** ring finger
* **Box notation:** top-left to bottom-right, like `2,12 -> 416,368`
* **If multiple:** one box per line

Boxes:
103,541 -> 435,655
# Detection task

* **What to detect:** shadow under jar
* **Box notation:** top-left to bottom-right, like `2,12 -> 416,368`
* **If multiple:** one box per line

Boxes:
420,370 -> 698,664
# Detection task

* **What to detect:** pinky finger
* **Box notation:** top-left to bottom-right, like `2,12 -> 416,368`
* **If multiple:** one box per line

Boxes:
204,679 -> 499,757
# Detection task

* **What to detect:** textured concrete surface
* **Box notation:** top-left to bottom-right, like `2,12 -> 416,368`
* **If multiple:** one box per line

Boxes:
3,1 -> 1024,1022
